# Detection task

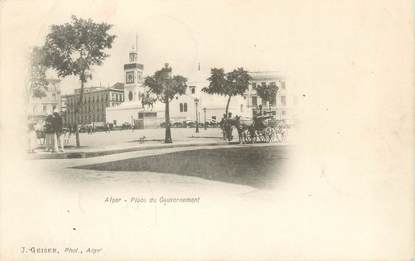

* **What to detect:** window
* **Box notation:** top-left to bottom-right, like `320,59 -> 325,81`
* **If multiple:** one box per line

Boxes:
184,103 -> 188,112
252,82 -> 256,89
282,111 -> 286,116
126,71 -> 135,84
129,53 -> 137,62
281,96 -> 286,106
180,103 -> 183,112
252,96 -> 257,106
240,104 -> 243,112
191,87 -> 195,94
128,91 -> 133,101
43,105 -> 47,112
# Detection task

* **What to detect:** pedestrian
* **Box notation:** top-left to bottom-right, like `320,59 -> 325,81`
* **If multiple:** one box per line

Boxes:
53,111 -> 64,152
44,114 -> 57,152
65,124 -> 72,144
219,114 -> 226,140
28,121 -> 37,153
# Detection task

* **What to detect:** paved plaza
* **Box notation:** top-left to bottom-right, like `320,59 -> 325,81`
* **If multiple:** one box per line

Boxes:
50,127 -> 224,149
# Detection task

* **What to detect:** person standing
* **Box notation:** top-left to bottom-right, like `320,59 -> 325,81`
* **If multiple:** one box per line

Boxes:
44,114 -> 56,152
53,111 -> 64,152
28,121 -> 37,153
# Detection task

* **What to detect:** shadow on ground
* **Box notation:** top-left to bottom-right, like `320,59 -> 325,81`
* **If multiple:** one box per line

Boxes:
73,145 -> 290,189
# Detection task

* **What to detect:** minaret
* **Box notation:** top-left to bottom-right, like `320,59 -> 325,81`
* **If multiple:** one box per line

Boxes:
123,38 -> 144,104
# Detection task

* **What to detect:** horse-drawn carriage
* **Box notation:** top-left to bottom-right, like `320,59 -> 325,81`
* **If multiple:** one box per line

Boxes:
222,112 -> 286,144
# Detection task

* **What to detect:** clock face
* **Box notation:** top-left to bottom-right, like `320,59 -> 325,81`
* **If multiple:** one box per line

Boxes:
126,71 -> 135,84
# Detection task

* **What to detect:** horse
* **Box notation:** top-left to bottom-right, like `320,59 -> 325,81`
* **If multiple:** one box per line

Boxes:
222,115 -> 276,144
221,116 -> 253,144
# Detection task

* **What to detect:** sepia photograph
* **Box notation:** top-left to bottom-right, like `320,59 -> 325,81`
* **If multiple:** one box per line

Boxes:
0,0 -> 413,260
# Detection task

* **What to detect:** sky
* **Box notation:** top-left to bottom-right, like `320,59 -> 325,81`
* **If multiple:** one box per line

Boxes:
1,0 -> 413,131
1,0 -> 316,94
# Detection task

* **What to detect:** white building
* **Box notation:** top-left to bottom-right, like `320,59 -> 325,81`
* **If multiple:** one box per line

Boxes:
106,48 -> 208,128
29,78 -> 61,120
107,48 -> 298,128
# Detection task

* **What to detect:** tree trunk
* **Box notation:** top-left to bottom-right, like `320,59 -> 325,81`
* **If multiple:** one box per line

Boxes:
164,97 -> 172,143
225,95 -> 232,118
75,74 -> 85,148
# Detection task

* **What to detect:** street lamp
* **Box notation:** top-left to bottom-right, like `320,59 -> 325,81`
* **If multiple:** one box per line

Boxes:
194,98 -> 199,133
203,107 -> 207,130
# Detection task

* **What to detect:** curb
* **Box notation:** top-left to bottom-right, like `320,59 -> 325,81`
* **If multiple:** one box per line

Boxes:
28,142 -> 226,160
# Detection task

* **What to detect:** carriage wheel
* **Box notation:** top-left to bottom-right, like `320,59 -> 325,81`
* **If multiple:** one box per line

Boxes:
265,127 -> 274,143
269,128 -> 277,142
274,127 -> 283,143
243,129 -> 253,144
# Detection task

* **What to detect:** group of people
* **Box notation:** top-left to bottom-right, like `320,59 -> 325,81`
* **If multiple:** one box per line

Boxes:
29,111 -> 66,153
219,112 -> 237,140
44,111 -> 65,152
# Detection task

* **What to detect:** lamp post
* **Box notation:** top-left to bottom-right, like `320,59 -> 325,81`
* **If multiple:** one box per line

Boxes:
203,107 -> 207,130
194,98 -> 199,133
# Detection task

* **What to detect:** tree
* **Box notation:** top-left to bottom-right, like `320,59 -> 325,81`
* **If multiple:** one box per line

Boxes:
254,82 -> 279,110
29,46 -> 49,99
144,63 -> 187,143
202,67 -> 251,118
42,15 -> 116,147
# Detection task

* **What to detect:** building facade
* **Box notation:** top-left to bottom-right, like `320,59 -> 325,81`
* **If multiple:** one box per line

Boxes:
106,47 -> 299,129
247,71 -> 297,121
62,87 -> 124,126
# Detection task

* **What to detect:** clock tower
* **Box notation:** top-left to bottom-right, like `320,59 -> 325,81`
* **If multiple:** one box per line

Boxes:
123,46 -> 144,104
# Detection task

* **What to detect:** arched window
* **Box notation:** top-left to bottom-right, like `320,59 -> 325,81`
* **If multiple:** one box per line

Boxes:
179,103 -> 183,112
184,103 -> 187,112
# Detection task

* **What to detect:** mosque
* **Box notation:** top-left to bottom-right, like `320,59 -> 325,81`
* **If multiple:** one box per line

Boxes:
106,46 -> 292,129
